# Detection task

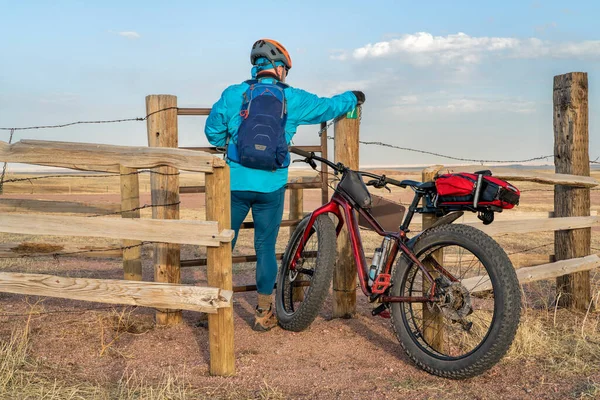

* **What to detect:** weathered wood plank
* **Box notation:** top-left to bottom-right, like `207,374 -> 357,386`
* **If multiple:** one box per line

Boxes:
120,165 -> 142,281
0,139 -> 225,173
333,109 -> 360,318
422,165 -> 445,351
464,216 -> 599,235
492,171 -> 598,188
0,272 -> 232,313
462,255 -> 600,293
0,242 -> 123,258
0,198 -> 120,214
455,210 -> 597,223
146,94 -> 183,325
553,72 -> 592,310
177,108 -> 211,116
206,163 -> 235,376
0,213 -> 234,246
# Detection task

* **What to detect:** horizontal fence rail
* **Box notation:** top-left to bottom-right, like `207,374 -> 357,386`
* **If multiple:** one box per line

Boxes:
0,272 -> 232,313
493,171 -> 599,188
0,242 -> 125,258
0,198 -> 121,214
465,216 -> 599,236
462,255 -> 600,293
0,213 -> 234,246
0,140 -> 224,173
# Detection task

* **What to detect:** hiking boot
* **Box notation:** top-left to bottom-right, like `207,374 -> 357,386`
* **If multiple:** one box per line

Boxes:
253,305 -> 278,332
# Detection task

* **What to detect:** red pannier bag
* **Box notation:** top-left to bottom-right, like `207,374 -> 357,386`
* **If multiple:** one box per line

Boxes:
434,170 -> 520,210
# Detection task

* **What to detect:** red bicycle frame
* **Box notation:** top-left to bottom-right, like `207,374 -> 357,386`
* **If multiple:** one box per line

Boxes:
290,190 -> 460,303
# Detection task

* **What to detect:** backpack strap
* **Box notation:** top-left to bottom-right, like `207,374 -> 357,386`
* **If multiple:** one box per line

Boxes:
240,80 -> 259,119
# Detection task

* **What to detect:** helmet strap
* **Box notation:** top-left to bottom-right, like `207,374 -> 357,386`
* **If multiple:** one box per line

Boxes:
270,60 -> 283,82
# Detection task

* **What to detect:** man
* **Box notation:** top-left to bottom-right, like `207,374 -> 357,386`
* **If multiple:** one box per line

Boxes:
205,38 -> 365,331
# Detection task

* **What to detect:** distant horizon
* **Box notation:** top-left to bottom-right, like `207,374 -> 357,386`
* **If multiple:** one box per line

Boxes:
6,161 -> 594,175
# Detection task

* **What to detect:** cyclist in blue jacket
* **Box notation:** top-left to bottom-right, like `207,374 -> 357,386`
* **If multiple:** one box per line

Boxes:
205,39 -> 365,331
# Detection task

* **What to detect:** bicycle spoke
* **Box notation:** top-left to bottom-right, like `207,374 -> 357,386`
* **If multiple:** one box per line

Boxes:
398,242 -> 496,359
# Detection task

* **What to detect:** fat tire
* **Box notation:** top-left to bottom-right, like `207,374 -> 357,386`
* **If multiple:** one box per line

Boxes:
275,214 -> 337,332
390,223 -> 521,379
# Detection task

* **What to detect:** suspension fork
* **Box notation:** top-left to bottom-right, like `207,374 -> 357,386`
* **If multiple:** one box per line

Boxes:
290,199 -> 344,270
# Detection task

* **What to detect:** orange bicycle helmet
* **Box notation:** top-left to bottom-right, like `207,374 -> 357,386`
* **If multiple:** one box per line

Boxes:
250,39 -> 292,70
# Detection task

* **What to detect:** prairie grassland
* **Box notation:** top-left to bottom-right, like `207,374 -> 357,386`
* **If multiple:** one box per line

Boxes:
0,167 -> 599,399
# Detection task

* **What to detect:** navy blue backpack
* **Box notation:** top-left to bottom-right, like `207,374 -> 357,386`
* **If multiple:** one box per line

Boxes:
226,79 -> 290,171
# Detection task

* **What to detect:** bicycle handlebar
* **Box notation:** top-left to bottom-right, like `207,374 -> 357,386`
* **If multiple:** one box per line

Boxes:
289,146 -> 408,189
289,146 -> 340,172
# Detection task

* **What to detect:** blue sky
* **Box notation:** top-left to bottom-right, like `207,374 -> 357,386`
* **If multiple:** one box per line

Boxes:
1,0 -> 599,167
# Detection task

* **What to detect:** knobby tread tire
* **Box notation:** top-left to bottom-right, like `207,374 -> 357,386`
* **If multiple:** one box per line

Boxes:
276,214 -> 337,332
390,223 -> 521,379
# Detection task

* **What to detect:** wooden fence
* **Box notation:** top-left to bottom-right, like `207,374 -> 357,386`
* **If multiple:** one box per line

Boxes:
0,96 -> 236,376
1,72 -> 597,377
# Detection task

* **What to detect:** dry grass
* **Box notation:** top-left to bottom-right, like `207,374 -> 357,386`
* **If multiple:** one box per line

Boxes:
0,317 -> 279,399
1,168 -> 600,397
507,308 -> 600,374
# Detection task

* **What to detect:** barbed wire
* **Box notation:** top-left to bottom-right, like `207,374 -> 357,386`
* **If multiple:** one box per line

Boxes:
88,202 -> 181,217
0,107 -> 178,131
4,105 -> 600,167
506,242 -> 554,256
520,188 -> 555,193
325,136 -> 554,164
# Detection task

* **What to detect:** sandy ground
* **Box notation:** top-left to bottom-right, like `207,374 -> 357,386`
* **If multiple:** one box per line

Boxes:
1,183 -> 599,399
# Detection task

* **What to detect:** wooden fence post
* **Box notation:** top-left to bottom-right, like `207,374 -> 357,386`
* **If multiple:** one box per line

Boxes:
206,164 -> 235,376
422,165 -> 444,351
289,177 -> 304,235
289,178 -> 304,301
553,72 -> 592,311
332,109 -> 360,318
120,165 -> 142,281
320,123 -> 329,205
146,94 -> 181,325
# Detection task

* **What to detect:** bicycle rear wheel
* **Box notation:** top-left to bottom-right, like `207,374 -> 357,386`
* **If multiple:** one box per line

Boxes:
275,214 -> 336,332
390,223 -> 521,379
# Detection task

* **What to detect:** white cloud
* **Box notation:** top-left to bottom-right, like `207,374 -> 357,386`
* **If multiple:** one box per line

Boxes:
318,79 -> 372,97
333,32 -> 600,65
395,95 -> 419,105
117,31 -> 140,39
328,49 -> 348,61
388,93 -> 536,115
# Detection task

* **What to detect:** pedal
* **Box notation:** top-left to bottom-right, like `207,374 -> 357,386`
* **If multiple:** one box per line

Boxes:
371,274 -> 391,295
371,303 -> 390,319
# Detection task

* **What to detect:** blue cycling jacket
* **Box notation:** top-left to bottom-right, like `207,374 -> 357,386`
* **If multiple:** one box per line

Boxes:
204,77 -> 357,192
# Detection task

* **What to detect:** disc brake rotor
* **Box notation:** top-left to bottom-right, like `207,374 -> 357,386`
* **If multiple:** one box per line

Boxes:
428,282 -> 473,321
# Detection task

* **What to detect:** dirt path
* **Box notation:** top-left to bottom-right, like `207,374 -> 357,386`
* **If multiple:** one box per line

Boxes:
1,191 -> 599,398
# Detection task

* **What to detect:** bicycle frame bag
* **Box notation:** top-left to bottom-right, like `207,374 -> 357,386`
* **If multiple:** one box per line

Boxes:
435,170 -> 520,211
337,170 -> 372,209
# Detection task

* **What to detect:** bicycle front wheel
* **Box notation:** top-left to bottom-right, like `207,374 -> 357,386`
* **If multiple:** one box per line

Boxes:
390,223 -> 521,379
275,214 -> 336,332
